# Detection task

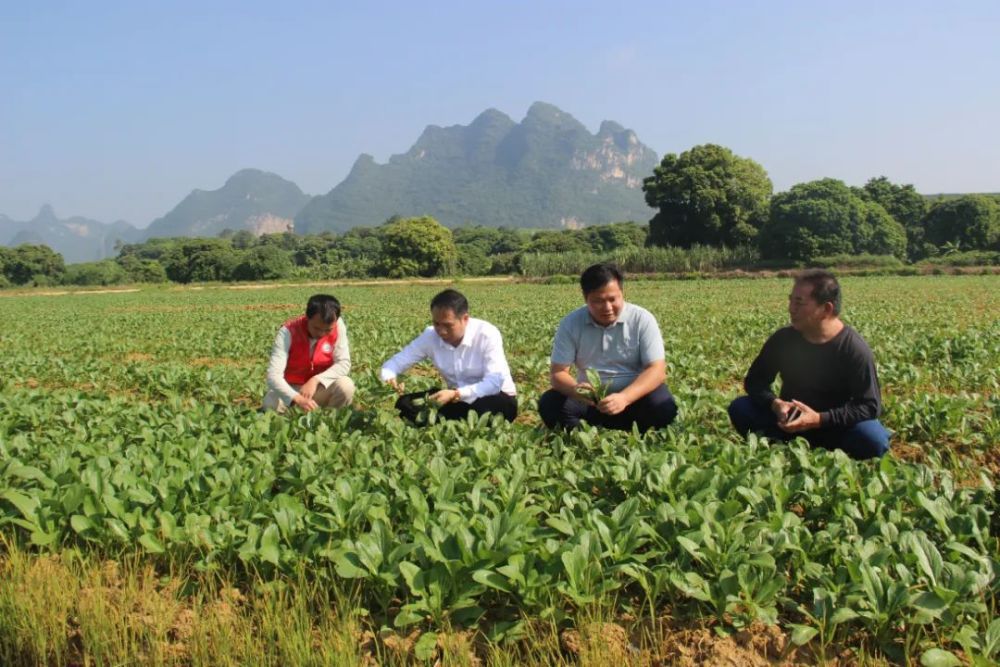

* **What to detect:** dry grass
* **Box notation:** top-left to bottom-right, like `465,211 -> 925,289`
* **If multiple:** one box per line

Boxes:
0,536 -> 961,666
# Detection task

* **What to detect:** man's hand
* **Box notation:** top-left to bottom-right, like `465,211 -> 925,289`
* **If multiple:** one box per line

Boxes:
385,377 -> 404,394
429,389 -> 460,405
778,399 -> 821,433
771,398 -> 797,423
598,392 -> 631,415
292,393 -> 319,412
299,377 -> 320,400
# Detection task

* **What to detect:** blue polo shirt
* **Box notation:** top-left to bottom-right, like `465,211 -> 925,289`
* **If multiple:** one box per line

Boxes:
551,302 -> 665,392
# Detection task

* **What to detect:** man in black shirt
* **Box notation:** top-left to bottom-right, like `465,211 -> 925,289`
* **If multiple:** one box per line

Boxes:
728,270 -> 890,459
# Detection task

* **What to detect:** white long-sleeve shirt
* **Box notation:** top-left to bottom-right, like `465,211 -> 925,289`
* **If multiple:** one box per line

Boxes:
266,318 -> 351,406
380,318 -> 516,402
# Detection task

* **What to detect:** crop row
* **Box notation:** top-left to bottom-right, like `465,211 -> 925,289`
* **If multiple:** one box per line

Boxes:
0,275 -> 998,662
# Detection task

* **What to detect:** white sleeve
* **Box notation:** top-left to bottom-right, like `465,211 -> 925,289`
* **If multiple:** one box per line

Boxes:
457,326 -> 508,401
380,328 -> 432,381
316,319 -> 351,387
266,328 -> 298,405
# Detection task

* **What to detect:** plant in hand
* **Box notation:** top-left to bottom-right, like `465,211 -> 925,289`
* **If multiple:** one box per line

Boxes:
576,368 -> 611,403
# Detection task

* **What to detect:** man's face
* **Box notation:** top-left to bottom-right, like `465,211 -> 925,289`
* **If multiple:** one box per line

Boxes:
432,307 -> 469,346
306,314 -> 336,339
788,282 -> 829,332
585,280 -> 625,327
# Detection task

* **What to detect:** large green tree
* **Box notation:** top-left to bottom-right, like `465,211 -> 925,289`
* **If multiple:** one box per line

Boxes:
921,195 -> 999,252
582,222 -> 647,252
374,216 -> 457,278
116,255 -> 168,283
1,244 -> 66,285
759,179 -> 907,261
643,144 -> 772,248
62,260 -> 128,286
858,176 -> 929,259
231,245 -> 293,281
160,239 -> 239,283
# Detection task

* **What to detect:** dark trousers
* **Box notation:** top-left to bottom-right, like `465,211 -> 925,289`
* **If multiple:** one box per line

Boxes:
727,395 -> 890,460
538,384 -> 678,433
395,389 -> 518,424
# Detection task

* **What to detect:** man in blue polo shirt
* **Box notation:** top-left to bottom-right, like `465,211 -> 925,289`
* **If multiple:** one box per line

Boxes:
538,263 -> 678,432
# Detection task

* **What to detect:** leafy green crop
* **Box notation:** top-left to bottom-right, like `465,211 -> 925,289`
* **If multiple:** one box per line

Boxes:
0,275 -> 997,661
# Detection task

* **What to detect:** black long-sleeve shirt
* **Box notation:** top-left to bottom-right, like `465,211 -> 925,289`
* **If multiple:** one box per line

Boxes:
744,325 -> 882,429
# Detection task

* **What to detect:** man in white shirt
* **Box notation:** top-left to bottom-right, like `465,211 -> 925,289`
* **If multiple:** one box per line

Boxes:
380,289 -> 518,423
262,294 -> 355,413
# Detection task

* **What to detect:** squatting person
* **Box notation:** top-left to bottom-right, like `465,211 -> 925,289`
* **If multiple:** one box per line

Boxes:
262,294 -> 355,413
380,289 -> 518,423
728,269 -> 890,459
538,262 -> 678,432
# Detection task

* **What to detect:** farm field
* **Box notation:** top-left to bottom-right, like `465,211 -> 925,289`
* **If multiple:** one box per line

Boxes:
1,275 -> 998,666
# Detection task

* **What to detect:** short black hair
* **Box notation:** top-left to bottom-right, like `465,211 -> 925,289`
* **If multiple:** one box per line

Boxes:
305,294 -> 341,323
795,269 -> 842,315
580,262 -> 623,295
430,289 -> 469,316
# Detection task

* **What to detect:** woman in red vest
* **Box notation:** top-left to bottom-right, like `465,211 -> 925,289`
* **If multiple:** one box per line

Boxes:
262,294 -> 354,412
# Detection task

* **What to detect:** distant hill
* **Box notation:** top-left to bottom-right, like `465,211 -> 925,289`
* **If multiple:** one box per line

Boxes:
142,169 -> 311,240
295,102 -> 659,233
0,205 -> 141,264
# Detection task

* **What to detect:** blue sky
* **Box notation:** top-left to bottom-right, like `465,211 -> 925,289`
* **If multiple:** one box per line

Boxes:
2,0 -> 998,226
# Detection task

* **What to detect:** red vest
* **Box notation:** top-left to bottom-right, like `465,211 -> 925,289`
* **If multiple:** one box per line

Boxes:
282,315 -> 338,385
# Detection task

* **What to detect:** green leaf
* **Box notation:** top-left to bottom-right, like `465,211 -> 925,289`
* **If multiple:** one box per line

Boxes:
1,489 -> 39,521
414,632 -> 438,660
830,607 -> 859,625
7,464 -> 54,487
394,606 -> 425,628
105,518 -> 130,541
138,533 -> 165,554
126,487 -> 156,505
30,529 -> 60,546
984,618 -> 1000,656
789,624 -> 818,646
259,524 -> 281,565
920,648 -> 962,667
910,591 -> 948,624
676,535 -> 702,558
70,514 -> 95,535
334,550 -> 368,579
473,569 -> 513,593
398,561 -> 421,591
545,517 -> 575,536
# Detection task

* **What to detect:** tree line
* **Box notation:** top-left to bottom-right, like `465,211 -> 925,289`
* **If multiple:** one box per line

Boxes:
0,218 -> 653,287
2,143 -> 998,287
643,144 -> 999,263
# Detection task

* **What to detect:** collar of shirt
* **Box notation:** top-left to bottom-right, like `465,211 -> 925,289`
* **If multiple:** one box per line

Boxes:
584,302 -> 631,329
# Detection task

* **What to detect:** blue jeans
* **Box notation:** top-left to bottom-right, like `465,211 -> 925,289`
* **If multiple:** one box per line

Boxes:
539,384 -> 678,433
727,395 -> 890,460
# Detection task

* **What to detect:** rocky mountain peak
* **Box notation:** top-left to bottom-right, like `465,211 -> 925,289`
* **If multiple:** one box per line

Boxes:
294,102 -> 658,233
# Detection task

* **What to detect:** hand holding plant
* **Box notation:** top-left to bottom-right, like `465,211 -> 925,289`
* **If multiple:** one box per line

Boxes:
575,368 -> 610,404
429,388 -> 460,405
292,393 -> 319,411
597,392 -> 630,415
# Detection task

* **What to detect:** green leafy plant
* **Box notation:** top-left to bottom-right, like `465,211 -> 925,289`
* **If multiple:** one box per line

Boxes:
576,368 -> 611,403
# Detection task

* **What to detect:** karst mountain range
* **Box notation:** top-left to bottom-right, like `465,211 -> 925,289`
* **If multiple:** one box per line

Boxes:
1,102 -> 659,263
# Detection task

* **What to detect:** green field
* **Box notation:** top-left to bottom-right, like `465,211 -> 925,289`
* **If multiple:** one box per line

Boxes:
1,276 -> 998,665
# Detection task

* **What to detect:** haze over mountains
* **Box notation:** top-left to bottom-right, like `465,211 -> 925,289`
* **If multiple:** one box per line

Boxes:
1,103 -> 659,262
0,205 -> 142,265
